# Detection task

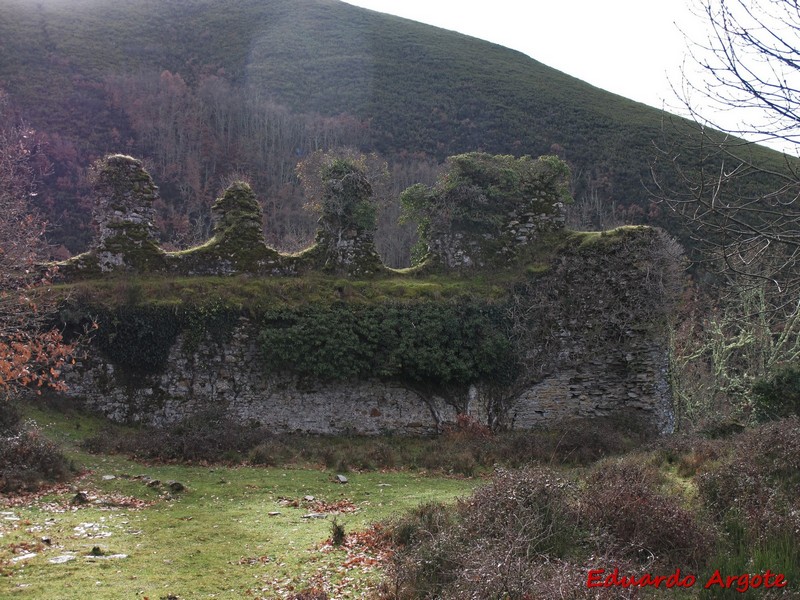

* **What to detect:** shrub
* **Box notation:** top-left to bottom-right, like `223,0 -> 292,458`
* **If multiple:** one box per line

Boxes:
440,413 -> 493,440
653,434 -> 724,477
0,402 -> 22,434
384,468 -> 583,599
82,409 -> 273,463
752,367 -> 800,422
366,441 -> 397,469
582,459 -> 716,568
696,417 -> 800,544
458,467 -> 579,558
330,518 -> 346,547
0,424 -> 73,492
247,441 -> 281,466
385,501 -> 454,547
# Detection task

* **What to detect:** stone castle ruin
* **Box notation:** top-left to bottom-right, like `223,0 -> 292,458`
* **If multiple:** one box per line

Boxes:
58,153 -> 680,435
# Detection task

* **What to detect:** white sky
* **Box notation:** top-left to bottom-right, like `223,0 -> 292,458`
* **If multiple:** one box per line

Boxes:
344,0 -> 696,114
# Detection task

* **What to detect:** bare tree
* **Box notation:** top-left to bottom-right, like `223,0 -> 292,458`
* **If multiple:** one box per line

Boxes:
650,1 -> 800,422
653,0 -> 800,299
679,0 -> 800,147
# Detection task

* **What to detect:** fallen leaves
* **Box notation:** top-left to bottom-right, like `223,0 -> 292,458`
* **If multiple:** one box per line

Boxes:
276,496 -> 359,515
318,523 -> 394,573
310,499 -> 358,515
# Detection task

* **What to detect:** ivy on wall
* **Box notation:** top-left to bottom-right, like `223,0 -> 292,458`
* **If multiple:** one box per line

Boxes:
92,305 -> 183,372
78,297 -> 517,391
258,301 -> 517,390
83,301 -> 240,372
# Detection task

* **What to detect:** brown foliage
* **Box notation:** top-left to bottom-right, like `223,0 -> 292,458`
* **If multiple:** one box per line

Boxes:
581,459 -> 716,569
0,90 -> 78,400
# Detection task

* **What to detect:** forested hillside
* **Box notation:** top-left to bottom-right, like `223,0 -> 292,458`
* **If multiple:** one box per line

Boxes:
0,0 -> 786,264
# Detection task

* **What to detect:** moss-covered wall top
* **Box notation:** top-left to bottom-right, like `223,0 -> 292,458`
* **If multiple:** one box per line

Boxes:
401,153 -> 572,269
58,152 -> 572,279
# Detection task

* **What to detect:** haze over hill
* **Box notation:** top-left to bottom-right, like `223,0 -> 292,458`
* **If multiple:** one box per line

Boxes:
0,0 -> 785,264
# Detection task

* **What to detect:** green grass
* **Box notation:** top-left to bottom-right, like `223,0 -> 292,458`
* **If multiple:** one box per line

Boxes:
1,406 -> 478,599
55,263 -> 541,310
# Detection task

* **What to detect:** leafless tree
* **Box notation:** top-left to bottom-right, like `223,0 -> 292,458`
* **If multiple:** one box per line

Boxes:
650,1 -> 800,422
653,0 -> 800,300
679,0 -> 800,147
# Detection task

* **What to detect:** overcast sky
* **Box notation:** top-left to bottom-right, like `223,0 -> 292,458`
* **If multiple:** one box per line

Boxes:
344,0 -> 697,114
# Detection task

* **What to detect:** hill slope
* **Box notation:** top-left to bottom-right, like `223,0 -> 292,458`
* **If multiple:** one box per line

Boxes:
0,0 -> 786,259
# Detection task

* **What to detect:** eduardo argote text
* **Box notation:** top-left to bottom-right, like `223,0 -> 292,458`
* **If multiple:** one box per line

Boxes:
587,568 -> 788,592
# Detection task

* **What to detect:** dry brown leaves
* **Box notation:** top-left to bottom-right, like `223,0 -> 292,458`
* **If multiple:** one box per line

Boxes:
0,473 -> 154,512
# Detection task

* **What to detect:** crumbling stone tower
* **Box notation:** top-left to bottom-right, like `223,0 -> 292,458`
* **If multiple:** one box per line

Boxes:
402,153 -> 571,269
90,154 -> 164,272
310,157 -> 384,277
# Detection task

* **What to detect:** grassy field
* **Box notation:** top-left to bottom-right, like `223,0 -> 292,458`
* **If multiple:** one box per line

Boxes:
0,407 -> 479,599
6,403 -> 798,598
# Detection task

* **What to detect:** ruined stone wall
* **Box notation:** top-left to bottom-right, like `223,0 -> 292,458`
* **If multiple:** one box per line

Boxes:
55,152 -> 680,435
60,154 -> 386,279
62,314 -> 670,434
64,320 -> 457,435
404,153 -> 572,270
60,226 -> 678,435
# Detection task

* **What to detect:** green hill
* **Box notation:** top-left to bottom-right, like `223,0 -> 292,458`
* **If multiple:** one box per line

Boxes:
0,0 -> 787,261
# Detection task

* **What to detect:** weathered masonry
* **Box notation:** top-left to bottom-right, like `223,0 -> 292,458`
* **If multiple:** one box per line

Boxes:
57,153 -> 680,435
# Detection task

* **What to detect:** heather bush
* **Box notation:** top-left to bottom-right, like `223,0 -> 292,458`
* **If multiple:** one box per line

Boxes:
0,423 -> 73,492
696,417 -> 800,543
581,459 -> 716,569
383,468 -> 583,599
458,467 -> 578,557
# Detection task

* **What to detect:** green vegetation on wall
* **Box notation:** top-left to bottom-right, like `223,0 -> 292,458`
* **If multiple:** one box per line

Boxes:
76,294 -> 517,398
80,300 -> 241,373
400,152 -> 572,260
259,300 -> 516,390
92,305 -> 183,372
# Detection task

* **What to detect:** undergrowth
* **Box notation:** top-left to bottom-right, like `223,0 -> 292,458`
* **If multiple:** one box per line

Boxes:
79,409 -> 655,475
379,417 -> 800,599
0,403 -> 74,493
